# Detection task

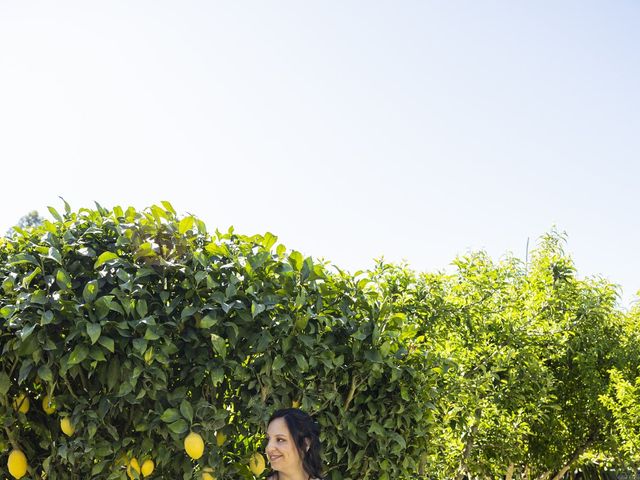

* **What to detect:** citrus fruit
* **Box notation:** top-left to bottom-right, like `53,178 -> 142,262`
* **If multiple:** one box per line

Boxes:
292,399 -> 301,408
249,452 -> 266,476
127,457 -> 141,479
8,449 -> 28,479
60,417 -> 75,436
202,467 -> 216,480
184,431 -> 205,459
215,430 -> 226,447
12,393 -> 30,414
141,458 -> 154,476
42,395 -> 56,414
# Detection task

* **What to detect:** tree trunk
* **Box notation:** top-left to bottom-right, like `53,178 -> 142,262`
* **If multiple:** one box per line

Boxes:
505,463 -> 515,480
455,407 -> 482,480
550,437 -> 594,480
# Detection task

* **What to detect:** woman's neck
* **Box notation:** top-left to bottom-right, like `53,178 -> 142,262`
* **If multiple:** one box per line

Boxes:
276,471 -> 310,480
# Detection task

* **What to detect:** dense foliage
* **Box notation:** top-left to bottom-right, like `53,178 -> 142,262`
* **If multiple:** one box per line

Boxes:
0,203 -> 638,479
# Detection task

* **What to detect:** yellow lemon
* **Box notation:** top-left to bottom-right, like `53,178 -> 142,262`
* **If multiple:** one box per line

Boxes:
7,449 -> 28,479
249,452 -> 266,476
60,417 -> 75,436
42,395 -> 56,414
12,393 -> 30,414
184,431 -> 205,459
292,399 -> 301,408
141,458 -> 154,476
127,457 -> 141,479
202,467 -> 216,480
215,430 -> 226,447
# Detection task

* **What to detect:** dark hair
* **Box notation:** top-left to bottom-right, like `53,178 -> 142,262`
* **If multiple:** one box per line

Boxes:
267,408 -> 324,479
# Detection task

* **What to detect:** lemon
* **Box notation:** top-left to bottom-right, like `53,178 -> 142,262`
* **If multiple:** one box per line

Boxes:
292,399 -> 301,408
8,449 -> 28,479
42,395 -> 56,415
60,417 -> 75,436
127,457 -> 141,479
215,430 -> 226,447
249,452 -> 266,476
141,458 -> 154,476
184,431 -> 205,459
12,393 -> 30,414
202,466 -> 216,480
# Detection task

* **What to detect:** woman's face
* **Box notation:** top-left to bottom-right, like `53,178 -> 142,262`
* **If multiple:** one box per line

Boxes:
265,417 -> 304,475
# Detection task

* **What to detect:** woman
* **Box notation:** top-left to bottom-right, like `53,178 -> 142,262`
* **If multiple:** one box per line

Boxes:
265,408 -> 324,480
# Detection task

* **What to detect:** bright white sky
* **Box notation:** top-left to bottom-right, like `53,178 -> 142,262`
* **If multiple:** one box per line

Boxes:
1,2 -> 638,308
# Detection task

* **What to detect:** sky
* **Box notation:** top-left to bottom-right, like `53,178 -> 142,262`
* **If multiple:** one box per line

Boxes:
1,1 -> 638,309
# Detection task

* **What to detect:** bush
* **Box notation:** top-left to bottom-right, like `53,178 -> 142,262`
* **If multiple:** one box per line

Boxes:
0,203 -> 434,480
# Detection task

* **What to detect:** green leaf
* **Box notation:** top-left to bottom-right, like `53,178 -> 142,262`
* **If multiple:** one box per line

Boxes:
161,200 -> 176,214
179,216 -> 194,234
262,232 -> 278,250
168,419 -> 189,434
210,368 -> 224,386
0,306 -> 16,319
205,242 -> 229,257
289,251 -> 304,271
47,247 -> 63,265
272,355 -> 286,371
160,408 -> 181,423
41,310 -> 54,325
18,360 -> 33,384
364,349 -> 383,364
30,290 -> 47,304
19,324 -> 36,340
0,371 -> 10,395
68,344 -> 89,365
98,336 -> 115,353
133,338 -> 148,354
38,364 -> 54,384
199,313 -> 217,329
22,267 -> 42,288
180,400 -> 194,424
47,206 -> 63,222
94,252 -> 120,269
87,323 -> 102,344
136,299 -> 148,318
95,295 -> 114,320
8,253 -> 39,266
210,334 -> 227,360
83,280 -> 99,303
56,269 -> 73,290
251,301 -> 265,318
144,327 -> 160,341
294,354 -> 309,372
107,359 -> 120,391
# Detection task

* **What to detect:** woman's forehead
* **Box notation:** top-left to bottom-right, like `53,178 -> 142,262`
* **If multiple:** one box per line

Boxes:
267,417 -> 291,436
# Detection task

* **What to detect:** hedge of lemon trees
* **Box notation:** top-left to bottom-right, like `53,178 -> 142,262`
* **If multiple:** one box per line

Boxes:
1,203 -> 639,480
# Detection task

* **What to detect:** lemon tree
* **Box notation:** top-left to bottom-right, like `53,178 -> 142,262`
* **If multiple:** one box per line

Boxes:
0,202 -> 436,480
